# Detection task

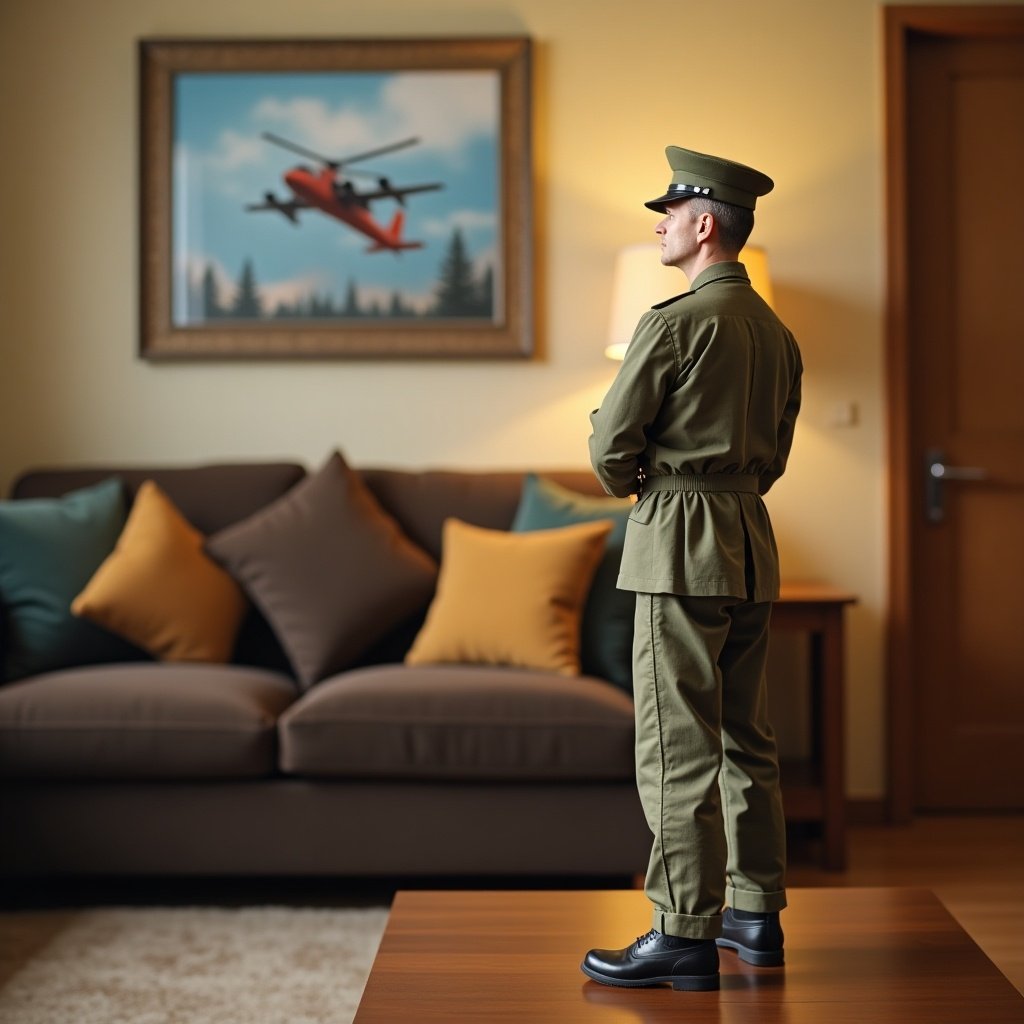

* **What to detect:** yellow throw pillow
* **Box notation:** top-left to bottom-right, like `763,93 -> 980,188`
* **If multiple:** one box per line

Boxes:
405,517 -> 613,676
72,481 -> 247,662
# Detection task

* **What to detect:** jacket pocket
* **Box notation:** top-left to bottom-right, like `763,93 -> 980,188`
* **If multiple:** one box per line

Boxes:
628,493 -> 657,525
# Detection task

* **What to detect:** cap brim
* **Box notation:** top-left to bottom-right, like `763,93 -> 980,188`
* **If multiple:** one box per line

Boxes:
644,192 -> 692,212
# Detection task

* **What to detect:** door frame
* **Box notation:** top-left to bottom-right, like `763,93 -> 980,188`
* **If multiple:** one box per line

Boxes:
884,5 -> 1024,823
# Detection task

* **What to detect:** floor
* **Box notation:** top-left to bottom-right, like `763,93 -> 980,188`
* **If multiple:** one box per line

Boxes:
787,814 -> 1024,995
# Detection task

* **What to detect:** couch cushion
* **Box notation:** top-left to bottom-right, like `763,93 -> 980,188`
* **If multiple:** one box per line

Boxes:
278,664 -> 636,781
0,664 -> 296,780
206,451 -> 438,690
405,517 -> 612,677
72,481 -> 248,663
512,474 -> 634,692
0,478 -> 146,683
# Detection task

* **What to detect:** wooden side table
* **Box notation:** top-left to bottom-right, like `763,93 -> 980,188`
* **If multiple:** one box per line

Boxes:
773,583 -> 857,870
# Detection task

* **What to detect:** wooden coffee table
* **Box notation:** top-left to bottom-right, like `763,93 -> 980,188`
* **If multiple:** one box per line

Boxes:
353,887 -> 1024,1022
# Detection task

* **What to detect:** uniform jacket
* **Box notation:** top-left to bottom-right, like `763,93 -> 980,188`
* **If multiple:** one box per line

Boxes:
589,261 -> 802,601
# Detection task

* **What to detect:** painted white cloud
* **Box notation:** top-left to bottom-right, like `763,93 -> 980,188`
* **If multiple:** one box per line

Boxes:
355,283 -> 435,315
253,97 -> 375,155
379,73 -> 497,152
206,130 -> 266,171
175,138 -> 268,202
422,209 -> 498,238
258,271 -> 336,312
472,243 -> 498,278
253,71 -> 497,164
174,253 -> 235,322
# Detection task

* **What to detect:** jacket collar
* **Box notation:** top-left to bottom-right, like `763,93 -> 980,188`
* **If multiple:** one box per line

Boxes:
688,260 -> 750,292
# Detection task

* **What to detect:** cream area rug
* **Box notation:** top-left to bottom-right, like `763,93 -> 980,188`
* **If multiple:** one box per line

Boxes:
0,905 -> 389,1024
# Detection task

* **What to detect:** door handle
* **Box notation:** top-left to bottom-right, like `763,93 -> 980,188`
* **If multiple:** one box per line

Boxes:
925,448 -> 988,523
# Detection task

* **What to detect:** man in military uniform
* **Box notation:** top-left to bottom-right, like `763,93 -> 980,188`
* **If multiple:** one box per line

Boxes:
581,147 -> 802,991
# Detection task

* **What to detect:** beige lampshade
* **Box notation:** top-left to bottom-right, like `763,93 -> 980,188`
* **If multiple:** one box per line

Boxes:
605,244 -> 774,360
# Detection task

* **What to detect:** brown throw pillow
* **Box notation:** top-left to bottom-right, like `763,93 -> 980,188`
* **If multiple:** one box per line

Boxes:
206,451 -> 437,688
405,517 -> 613,676
72,481 -> 247,663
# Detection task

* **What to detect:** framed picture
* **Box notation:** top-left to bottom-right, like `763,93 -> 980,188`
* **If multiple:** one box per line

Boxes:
139,37 -> 532,359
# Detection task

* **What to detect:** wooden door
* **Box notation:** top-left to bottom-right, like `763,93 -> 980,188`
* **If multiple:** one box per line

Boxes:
890,9 -> 1024,812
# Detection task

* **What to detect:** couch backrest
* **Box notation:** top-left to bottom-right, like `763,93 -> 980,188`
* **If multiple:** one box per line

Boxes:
9,465 -> 606,547
10,463 -> 307,535
360,469 -> 607,561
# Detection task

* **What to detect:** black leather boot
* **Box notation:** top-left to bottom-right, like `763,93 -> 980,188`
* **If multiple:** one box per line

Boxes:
715,908 -> 785,966
581,929 -> 720,990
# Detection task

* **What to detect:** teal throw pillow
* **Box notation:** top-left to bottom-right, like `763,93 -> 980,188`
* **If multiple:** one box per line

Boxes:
0,477 -> 146,682
511,474 -> 634,692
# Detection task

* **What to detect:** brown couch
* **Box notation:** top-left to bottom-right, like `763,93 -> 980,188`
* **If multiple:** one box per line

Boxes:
0,461 -> 649,878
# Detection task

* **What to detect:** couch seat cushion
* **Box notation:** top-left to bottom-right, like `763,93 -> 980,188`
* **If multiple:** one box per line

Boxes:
0,664 -> 296,780
278,664 -> 635,781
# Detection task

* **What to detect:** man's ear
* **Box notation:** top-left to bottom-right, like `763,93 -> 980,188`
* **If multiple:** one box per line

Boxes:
696,211 -> 715,242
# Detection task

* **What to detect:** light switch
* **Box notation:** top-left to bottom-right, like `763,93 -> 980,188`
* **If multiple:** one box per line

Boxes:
828,401 -> 859,428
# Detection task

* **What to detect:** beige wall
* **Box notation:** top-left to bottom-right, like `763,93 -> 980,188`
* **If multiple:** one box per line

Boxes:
3,0 -> 1002,799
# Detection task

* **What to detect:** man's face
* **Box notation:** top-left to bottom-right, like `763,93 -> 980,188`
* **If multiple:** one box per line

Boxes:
655,199 -> 698,271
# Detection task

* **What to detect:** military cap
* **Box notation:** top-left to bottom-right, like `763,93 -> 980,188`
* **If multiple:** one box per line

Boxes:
644,146 -> 774,211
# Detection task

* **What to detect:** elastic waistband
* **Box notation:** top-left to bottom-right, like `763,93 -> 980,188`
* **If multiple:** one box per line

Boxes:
643,474 -> 760,494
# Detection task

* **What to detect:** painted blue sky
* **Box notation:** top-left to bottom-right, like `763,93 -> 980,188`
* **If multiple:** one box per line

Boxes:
171,69 -> 500,321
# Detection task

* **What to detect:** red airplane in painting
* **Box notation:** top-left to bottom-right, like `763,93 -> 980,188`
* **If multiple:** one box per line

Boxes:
245,133 -> 443,253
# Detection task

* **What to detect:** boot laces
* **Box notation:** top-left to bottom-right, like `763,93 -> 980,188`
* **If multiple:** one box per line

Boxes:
634,929 -> 659,948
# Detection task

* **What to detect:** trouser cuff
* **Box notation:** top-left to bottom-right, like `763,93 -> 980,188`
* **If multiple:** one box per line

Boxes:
652,908 -> 722,940
727,885 -> 787,913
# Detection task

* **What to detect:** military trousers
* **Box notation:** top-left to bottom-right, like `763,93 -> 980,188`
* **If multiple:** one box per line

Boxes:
633,592 -> 788,940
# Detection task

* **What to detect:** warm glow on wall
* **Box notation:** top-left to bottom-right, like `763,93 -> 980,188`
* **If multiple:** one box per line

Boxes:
605,244 -> 774,360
